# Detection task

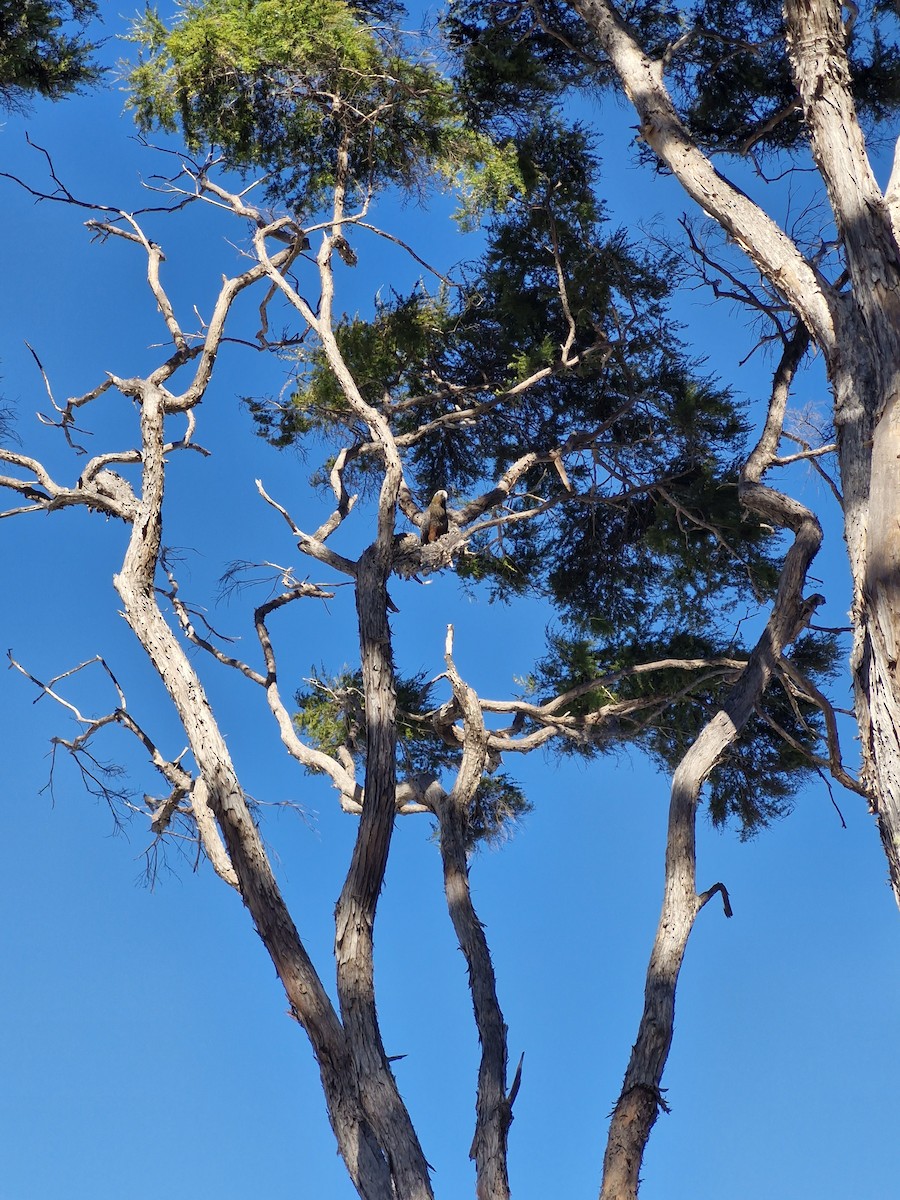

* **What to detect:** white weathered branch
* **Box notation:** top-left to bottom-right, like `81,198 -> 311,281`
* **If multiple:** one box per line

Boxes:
569,0 -> 838,352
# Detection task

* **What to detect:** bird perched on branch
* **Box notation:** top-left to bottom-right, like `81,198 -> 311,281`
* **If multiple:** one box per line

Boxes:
420,489 -> 449,543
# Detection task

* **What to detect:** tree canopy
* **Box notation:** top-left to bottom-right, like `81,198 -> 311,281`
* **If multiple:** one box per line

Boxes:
1,0 -> 896,1197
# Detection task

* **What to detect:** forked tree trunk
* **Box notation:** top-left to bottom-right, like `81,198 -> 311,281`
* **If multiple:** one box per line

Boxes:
561,0 -> 900,1192
335,546 -> 435,1200
113,384 -> 419,1200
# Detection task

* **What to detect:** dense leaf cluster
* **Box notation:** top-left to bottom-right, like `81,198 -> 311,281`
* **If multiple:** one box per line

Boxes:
533,629 -> 841,832
128,0 -> 521,209
295,668 -> 531,847
274,120 -> 835,834
0,0 -> 101,111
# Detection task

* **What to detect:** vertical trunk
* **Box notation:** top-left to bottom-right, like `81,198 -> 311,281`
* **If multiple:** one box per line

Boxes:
114,388 -> 394,1200
837,361 -> 900,902
783,0 -> 900,906
438,801 -> 513,1200
438,635 -> 515,1200
334,546 -> 435,1200
567,0 -> 900,904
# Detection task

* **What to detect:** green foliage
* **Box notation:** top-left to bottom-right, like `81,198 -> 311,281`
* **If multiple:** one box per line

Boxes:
465,773 -> 531,850
266,122 -> 779,629
0,0 -> 101,111
292,290 -> 456,432
258,119 -> 813,838
175,4 -> 845,839
532,629 -> 842,835
664,0 -> 900,155
294,667 -> 532,848
444,0 -> 598,137
126,0 -> 521,209
447,0 -> 900,158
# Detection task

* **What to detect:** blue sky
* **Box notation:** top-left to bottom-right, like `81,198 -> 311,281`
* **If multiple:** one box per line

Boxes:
1,10 -> 900,1199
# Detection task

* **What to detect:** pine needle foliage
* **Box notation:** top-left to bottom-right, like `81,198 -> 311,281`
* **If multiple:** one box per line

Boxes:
0,0 -> 101,111
446,0 -> 900,158
295,668 -> 531,848
127,0 -> 522,209
127,2 -> 846,838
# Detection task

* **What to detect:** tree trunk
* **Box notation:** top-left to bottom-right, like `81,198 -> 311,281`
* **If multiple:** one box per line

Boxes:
334,546 -> 435,1200
568,0 -> 900,907
436,632 -> 516,1200
782,0 -> 900,905
113,385 -> 398,1200
841,369 -> 900,900
600,329 -> 822,1198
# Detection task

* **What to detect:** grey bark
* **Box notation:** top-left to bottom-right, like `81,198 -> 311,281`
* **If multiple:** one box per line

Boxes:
111,382 -> 407,1200
334,545 -> 435,1200
570,0 -> 900,907
600,328 -> 822,1200
435,636 -> 516,1200
782,0 -> 900,909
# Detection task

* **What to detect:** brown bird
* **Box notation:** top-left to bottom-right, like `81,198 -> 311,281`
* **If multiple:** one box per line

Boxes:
420,489 -> 449,544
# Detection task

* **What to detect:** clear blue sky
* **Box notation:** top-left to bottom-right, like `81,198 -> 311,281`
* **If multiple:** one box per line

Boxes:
1,11 -> 899,1200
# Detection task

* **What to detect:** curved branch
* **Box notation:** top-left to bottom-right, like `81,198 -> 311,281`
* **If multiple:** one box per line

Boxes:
600,324 -> 823,1200
568,0 -> 838,352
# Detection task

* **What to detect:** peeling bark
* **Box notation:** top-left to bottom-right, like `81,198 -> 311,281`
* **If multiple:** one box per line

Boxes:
782,0 -> 900,903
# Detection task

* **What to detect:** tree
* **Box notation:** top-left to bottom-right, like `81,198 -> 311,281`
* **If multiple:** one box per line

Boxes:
0,0 -> 101,110
0,1 -> 887,1198
445,0 -> 900,1190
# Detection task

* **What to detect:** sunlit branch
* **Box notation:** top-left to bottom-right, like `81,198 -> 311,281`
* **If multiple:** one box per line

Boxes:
773,443 -> 837,465
87,215 -> 188,353
314,446 -> 359,541
454,412 -> 636,527
477,657 -> 747,720
778,431 -> 843,504
884,132 -> 900,243
167,249 -> 296,407
189,776 -> 240,889
570,0 -> 838,349
162,569 -> 264,685
0,449 -> 60,495
255,478 -> 359,575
